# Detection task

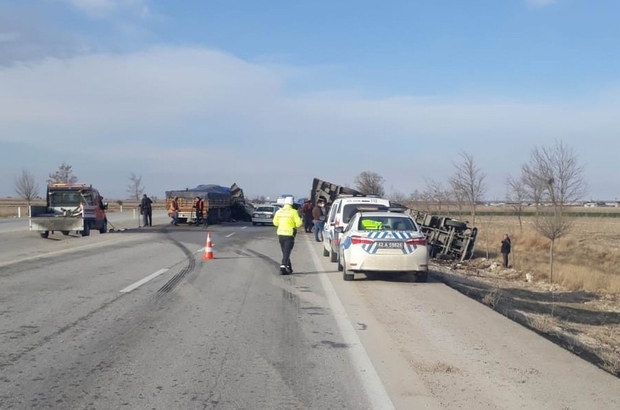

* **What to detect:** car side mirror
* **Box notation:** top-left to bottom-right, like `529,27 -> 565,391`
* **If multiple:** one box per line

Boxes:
334,227 -> 344,233
103,202 -> 108,210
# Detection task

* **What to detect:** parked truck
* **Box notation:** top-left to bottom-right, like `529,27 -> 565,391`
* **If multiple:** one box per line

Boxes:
29,183 -> 109,238
165,183 -> 253,225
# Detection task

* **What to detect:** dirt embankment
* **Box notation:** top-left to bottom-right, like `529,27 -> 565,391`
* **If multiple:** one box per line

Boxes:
430,258 -> 620,378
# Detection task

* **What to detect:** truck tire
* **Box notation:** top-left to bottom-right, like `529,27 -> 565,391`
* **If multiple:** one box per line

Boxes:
99,219 -> 107,234
343,259 -> 354,281
40,231 -> 49,239
445,220 -> 466,230
81,222 -> 91,237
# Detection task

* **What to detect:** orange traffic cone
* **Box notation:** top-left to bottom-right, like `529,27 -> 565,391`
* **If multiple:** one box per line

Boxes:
203,232 -> 214,260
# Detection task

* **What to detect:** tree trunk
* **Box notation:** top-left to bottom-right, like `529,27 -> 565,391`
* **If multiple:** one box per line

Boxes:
518,213 -> 523,234
549,239 -> 555,284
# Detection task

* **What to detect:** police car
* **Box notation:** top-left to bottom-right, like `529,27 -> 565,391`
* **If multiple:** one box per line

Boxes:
322,195 -> 391,263
335,211 -> 429,282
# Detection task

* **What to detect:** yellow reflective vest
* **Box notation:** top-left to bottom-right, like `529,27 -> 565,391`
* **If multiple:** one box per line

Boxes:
273,204 -> 303,236
361,219 -> 382,230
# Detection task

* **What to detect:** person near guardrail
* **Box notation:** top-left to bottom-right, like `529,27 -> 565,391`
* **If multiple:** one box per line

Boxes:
273,196 -> 303,274
501,234 -> 511,268
140,194 -> 153,227
312,199 -> 325,242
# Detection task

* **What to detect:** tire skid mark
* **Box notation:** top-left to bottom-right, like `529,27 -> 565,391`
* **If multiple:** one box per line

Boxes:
155,236 -> 197,297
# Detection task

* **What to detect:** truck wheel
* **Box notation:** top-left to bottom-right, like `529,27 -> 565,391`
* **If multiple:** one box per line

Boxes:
445,220 -> 466,230
81,222 -> 91,237
61,231 -> 70,236
99,219 -> 107,234
40,231 -> 49,239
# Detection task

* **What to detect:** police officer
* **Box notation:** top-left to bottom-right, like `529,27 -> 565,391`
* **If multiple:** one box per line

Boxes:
272,196 -> 302,275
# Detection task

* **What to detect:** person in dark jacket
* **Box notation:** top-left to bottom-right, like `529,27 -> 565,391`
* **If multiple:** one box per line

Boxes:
501,234 -> 511,268
140,194 -> 153,227
301,200 -> 314,233
312,200 -> 325,242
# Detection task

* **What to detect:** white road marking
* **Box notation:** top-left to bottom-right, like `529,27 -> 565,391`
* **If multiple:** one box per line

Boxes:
242,226 -> 248,230
120,268 -> 169,293
306,241 -> 395,410
226,232 -> 236,238
193,247 -> 205,254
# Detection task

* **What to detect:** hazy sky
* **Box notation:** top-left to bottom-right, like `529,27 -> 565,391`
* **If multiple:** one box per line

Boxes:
1,0 -> 618,200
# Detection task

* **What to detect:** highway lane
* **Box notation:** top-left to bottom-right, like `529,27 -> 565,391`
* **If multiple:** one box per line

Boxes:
0,210 -> 168,234
1,221 -> 619,409
0,223 -> 374,409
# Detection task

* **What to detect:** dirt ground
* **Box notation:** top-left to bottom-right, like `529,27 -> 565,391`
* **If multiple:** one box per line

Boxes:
431,257 -> 620,378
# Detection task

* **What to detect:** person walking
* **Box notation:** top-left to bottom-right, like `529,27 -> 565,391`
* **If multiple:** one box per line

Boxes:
501,234 -> 511,268
272,196 -> 302,275
169,196 -> 179,226
301,200 -> 314,233
140,194 -> 153,227
312,199 -> 325,242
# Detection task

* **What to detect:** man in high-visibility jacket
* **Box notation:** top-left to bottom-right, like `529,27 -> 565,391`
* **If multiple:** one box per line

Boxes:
273,196 -> 303,274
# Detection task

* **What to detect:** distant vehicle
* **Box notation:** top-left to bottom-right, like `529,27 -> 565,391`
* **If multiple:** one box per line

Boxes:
336,211 -> 429,282
29,183 -> 108,238
252,205 -> 280,226
322,195 -> 391,263
276,195 -> 295,206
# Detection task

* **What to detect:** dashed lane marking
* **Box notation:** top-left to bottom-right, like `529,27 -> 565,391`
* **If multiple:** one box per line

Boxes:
119,268 -> 169,293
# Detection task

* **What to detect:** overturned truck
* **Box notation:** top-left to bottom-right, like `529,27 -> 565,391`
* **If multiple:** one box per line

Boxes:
310,177 -> 478,261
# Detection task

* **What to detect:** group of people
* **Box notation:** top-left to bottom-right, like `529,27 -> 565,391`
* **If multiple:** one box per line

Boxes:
167,196 -> 207,226
300,199 -> 329,242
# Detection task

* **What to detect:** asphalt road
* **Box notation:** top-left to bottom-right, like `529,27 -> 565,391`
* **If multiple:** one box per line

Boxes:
0,220 -> 618,409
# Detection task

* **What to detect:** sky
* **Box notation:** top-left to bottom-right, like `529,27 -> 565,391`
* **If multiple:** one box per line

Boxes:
0,0 -> 619,201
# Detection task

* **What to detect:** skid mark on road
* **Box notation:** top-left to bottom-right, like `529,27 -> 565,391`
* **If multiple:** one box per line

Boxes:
156,237 -> 197,297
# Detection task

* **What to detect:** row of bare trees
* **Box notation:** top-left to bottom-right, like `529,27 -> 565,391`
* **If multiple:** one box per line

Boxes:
13,162 -> 148,203
353,140 -> 586,282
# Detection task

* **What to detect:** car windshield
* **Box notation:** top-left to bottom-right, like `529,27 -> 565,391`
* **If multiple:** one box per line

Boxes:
49,189 -> 93,207
342,204 -> 388,223
256,206 -> 274,212
357,216 -> 417,231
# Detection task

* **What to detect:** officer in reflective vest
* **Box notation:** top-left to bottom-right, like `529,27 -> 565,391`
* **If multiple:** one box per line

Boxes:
272,196 -> 303,274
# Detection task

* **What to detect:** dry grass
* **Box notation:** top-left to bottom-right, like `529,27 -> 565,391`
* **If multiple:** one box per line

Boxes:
482,288 -> 501,309
476,215 -> 620,294
528,314 -> 558,334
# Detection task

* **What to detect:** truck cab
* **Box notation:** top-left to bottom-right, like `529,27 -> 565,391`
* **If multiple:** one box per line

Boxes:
30,184 -> 108,238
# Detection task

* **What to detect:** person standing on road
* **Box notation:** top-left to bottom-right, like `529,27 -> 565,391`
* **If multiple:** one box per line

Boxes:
301,200 -> 314,233
312,199 -> 325,242
169,196 -> 179,226
501,234 -> 511,268
272,196 -> 303,275
140,194 -> 153,227
193,196 -> 204,226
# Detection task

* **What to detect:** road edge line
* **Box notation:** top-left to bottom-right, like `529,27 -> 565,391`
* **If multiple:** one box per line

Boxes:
306,240 -> 396,410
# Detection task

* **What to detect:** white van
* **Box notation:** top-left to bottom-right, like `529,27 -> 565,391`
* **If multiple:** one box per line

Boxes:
322,195 -> 391,262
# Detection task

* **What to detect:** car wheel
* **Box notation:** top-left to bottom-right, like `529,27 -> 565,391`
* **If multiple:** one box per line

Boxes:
337,257 -> 343,272
322,246 -> 329,257
61,231 -> 70,236
415,271 -> 428,283
343,259 -> 354,281
330,247 -> 338,263
40,231 -> 49,239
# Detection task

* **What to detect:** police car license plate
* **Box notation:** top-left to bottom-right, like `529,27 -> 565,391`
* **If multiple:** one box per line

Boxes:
376,241 -> 404,249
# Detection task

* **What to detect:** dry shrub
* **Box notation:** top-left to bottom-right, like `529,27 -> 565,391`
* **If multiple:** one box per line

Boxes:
482,288 -> 501,309
600,348 -> 620,375
529,314 -> 557,334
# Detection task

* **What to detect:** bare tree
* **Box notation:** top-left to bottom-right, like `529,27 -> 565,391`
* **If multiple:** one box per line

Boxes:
47,162 -> 78,185
424,178 -> 448,213
521,140 -> 586,283
521,162 -> 545,218
127,172 -> 145,200
388,186 -> 407,204
14,169 -> 39,205
409,189 -> 423,209
448,151 -> 487,225
354,171 -> 385,196
506,174 -> 528,234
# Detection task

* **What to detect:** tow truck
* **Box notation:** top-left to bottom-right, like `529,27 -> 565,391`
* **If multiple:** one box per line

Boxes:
29,183 -> 109,238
